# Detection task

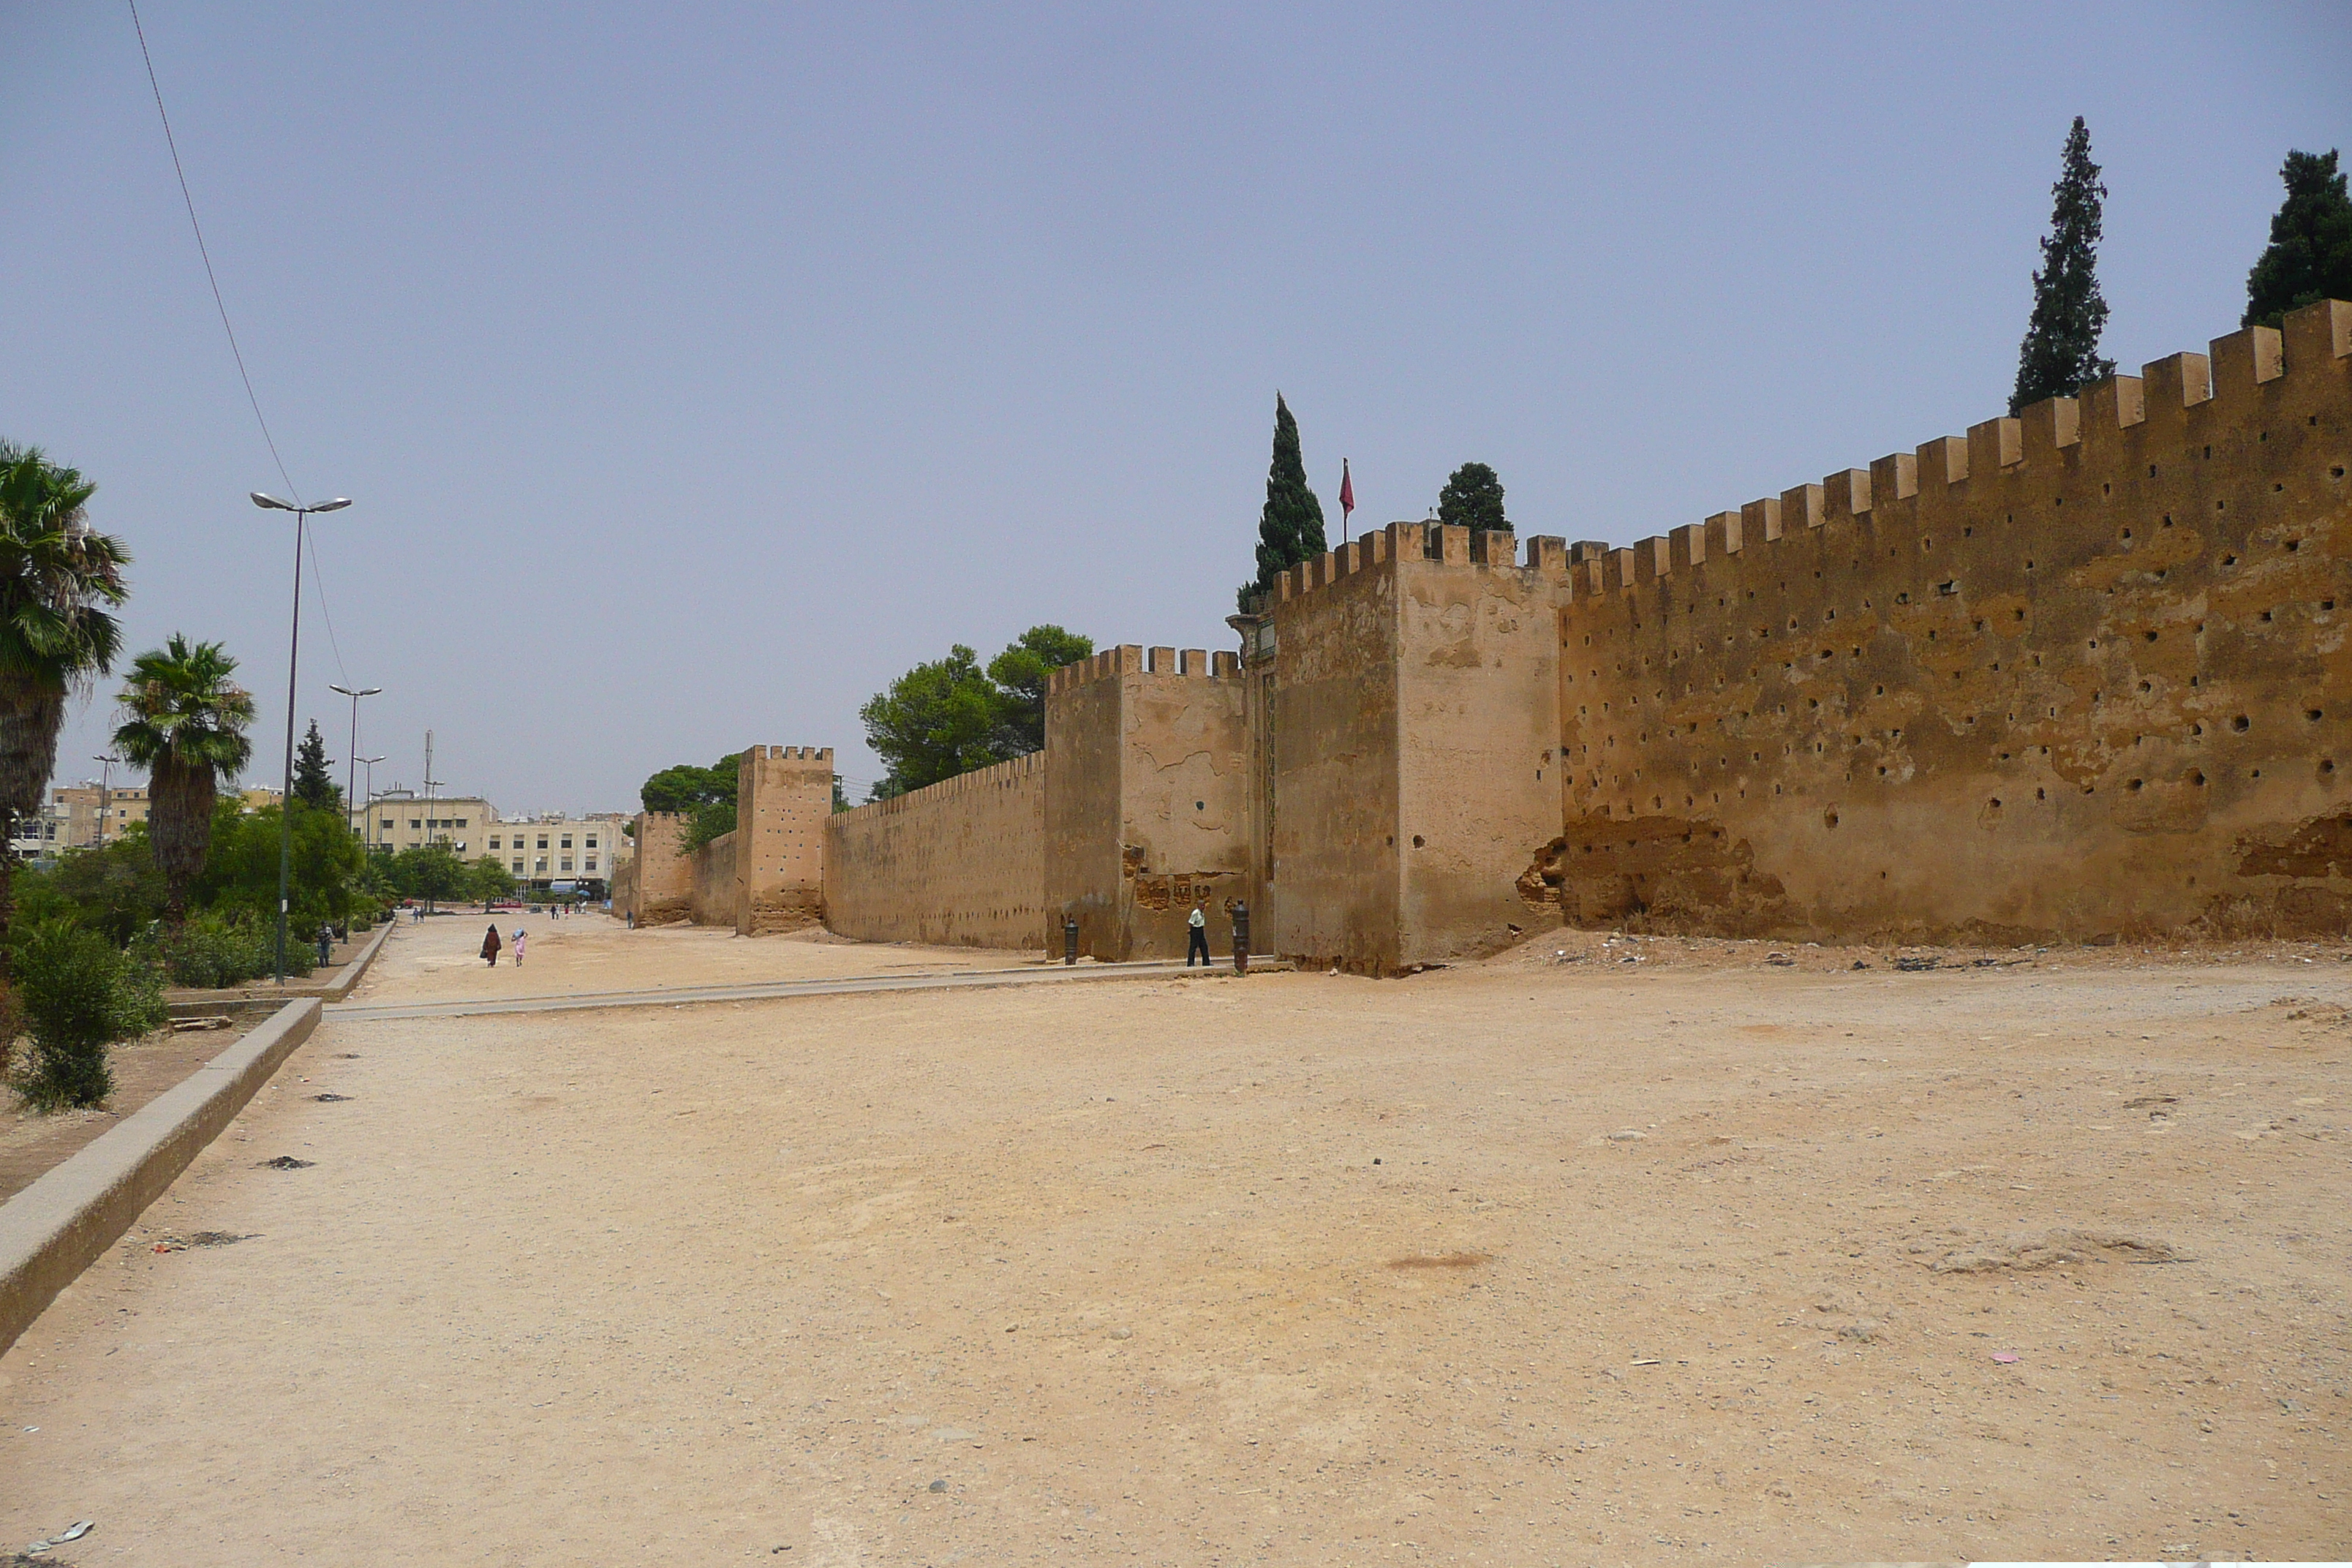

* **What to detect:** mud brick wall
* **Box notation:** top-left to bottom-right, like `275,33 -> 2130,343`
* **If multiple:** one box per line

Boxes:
824,753 -> 1045,949
1044,646 -> 1249,961
616,812 -> 692,925
1264,522 -> 1565,972
1537,300 -> 2352,942
734,746 -> 832,935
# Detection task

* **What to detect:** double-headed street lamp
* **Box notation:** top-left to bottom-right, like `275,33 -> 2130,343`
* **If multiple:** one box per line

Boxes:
358,755 -> 386,848
252,491 -> 351,983
328,682 -> 382,837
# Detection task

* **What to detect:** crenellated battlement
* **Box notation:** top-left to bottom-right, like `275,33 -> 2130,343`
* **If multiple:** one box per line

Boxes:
1256,520 -> 1575,617
832,750 -> 1044,824
743,744 -> 833,765
1563,299 -> 2349,608
1048,644 -> 1241,695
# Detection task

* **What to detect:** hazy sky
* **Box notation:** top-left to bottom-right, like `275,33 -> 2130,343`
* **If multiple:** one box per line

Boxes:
4,3 -> 2345,813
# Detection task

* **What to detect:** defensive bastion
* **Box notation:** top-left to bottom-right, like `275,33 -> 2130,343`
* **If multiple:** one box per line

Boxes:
614,300 -> 2352,970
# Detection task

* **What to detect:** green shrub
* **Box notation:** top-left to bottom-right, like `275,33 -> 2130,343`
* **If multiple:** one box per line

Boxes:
150,913 -> 272,989
12,922 -> 166,1110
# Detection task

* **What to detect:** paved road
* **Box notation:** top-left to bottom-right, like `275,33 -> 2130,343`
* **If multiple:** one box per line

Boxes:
325,956 -> 1250,1021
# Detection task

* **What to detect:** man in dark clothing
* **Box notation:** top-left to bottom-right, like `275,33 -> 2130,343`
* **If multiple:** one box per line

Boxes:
1186,905 -> 1211,966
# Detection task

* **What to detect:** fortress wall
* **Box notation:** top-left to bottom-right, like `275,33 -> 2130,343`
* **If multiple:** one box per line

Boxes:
735,745 -> 832,935
687,827 -> 738,927
1264,522 -> 1567,971
1393,528 -> 1567,966
619,811 -> 692,924
823,753 -> 1044,949
1536,300 -> 2352,941
1044,646 -> 1248,960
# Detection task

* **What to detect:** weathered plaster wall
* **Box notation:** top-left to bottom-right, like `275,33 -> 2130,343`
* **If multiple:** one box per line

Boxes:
1394,527 -> 1565,967
687,829 -> 738,927
824,753 -> 1045,949
1539,300 -> 2352,942
1262,521 -> 1564,971
734,746 -> 832,935
617,811 -> 691,924
1264,532 -> 1405,969
1044,646 -> 1249,960
1044,657 -> 1125,957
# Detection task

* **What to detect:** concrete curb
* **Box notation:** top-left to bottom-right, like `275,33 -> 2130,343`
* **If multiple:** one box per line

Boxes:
0,997 -> 321,1356
321,920 -> 395,1002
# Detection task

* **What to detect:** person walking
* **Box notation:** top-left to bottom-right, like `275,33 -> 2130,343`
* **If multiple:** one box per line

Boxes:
1186,904 -> 1211,967
511,925 -> 527,966
480,923 -> 502,968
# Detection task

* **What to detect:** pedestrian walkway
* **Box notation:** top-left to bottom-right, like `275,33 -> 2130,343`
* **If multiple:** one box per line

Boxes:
326,957 -> 1216,1022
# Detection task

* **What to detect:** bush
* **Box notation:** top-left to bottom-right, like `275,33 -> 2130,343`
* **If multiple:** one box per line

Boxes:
12,922 -> 167,1110
148,912 -> 278,989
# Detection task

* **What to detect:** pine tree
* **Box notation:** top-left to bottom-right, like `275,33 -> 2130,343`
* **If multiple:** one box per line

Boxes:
1240,394 -> 1327,611
2010,117 -> 2115,415
2244,149 -> 2352,329
1436,463 -> 1508,534
292,719 -> 339,810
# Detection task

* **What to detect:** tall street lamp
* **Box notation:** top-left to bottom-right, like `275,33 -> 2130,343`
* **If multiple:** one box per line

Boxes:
252,491 -> 351,983
358,755 -> 385,848
328,682 -> 382,837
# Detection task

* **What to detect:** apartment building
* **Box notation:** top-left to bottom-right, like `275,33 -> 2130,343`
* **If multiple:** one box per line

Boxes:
487,815 -> 630,891
368,793 -> 498,856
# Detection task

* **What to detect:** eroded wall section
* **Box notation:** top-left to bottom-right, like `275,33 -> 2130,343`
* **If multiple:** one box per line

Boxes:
1262,521 -> 1564,971
1539,301 -> 2352,941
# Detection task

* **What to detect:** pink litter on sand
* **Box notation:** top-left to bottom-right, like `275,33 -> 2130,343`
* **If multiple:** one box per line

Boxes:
1991,1352 -> 2021,1363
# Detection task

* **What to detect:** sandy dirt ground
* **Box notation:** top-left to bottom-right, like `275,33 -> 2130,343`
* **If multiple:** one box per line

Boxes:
0,915 -> 2346,1564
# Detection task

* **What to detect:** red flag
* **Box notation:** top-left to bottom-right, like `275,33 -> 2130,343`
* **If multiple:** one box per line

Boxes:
1338,459 -> 1354,519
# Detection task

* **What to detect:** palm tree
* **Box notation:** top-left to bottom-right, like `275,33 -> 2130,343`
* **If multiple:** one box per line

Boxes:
0,442 -> 129,971
112,636 -> 255,926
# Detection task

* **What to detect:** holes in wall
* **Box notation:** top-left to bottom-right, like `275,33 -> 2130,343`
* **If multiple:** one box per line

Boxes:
2323,759 -> 2337,777
2232,715 -> 2251,733
1823,807 -> 1839,829
2262,610 -> 2274,622
2223,554 -> 2238,567
2188,769 -> 2206,787
2121,527 -> 2133,540
2138,680 -> 2152,694
2147,464 -> 2157,478
1937,581 -> 1958,596
2203,445 -> 2212,459
1411,834 -> 1425,848
2311,709 -> 2326,723
2035,787 -> 2046,801
2103,483 -> 2111,496
2161,514 -> 2174,527
2285,538 -> 2301,553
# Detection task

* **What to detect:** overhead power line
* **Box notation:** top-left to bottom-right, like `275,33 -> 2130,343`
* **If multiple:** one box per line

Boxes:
127,0 -> 298,502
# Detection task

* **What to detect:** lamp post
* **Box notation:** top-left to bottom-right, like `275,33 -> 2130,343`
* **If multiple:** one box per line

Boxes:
328,682 -> 382,838
91,753 -> 118,848
358,755 -> 385,848
252,491 -> 351,983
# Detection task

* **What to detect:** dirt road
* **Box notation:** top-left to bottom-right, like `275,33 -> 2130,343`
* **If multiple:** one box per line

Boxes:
1,916 -> 2344,1562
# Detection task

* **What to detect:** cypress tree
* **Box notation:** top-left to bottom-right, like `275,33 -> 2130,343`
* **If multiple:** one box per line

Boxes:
1240,394 -> 1326,611
2244,149 -> 2352,329
2010,117 -> 2115,415
292,719 -> 339,809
